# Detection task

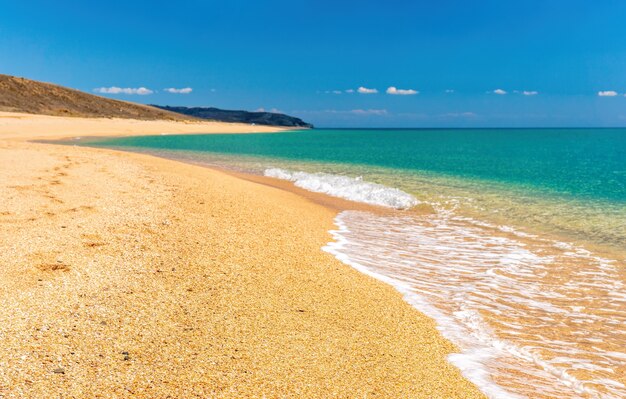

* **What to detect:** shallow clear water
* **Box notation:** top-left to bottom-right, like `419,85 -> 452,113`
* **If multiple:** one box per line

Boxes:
90,128 -> 626,201
81,129 -> 626,398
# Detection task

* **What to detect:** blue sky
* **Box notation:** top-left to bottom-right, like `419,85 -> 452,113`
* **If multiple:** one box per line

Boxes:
1,0 -> 626,127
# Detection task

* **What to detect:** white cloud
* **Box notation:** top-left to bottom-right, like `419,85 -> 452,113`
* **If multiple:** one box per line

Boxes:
522,90 -> 538,96
332,90 -> 342,94
255,107 -> 282,113
493,89 -> 507,95
386,86 -> 418,95
350,109 -> 388,115
598,90 -> 618,97
292,109 -> 388,116
345,89 -> 355,93
357,86 -> 378,94
445,89 -> 455,93
300,109 -> 387,115
164,87 -> 193,94
441,112 -> 477,118
93,86 -> 154,95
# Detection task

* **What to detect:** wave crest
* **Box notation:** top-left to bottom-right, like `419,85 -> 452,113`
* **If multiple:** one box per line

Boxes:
264,168 -> 418,209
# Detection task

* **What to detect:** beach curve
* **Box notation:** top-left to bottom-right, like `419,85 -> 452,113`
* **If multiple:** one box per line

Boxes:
0,113 -> 485,397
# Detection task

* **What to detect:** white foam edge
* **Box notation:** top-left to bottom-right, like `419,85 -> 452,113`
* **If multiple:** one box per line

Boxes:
322,213 -> 523,399
264,168 -> 419,209
322,211 -> 622,399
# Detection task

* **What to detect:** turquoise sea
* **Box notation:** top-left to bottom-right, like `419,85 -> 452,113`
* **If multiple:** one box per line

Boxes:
80,129 -> 626,399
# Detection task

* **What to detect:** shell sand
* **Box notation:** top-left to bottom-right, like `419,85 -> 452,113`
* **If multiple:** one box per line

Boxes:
0,113 -> 484,397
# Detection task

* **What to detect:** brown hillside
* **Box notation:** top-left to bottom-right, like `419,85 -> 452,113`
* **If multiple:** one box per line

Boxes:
0,74 -> 193,120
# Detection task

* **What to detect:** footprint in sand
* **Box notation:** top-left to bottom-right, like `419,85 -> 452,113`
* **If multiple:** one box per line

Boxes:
81,233 -> 106,248
28,251 -> 71,272
36,262 -> 70,272
66,205 -> 96,213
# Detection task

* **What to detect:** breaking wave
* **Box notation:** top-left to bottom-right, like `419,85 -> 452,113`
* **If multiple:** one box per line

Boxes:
263,168 -> 419,209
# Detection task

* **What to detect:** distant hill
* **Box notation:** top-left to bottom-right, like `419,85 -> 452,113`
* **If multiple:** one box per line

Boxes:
0,74 -> 191,120
152,105 -> 313,128
0,74 -> 313,127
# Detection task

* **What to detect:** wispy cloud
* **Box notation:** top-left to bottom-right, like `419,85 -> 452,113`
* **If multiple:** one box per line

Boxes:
386,86 -> 418,95
598,90 -> 618,97
255,107 -> 282,113
522,90 -> 538,96
440,112 -> 477,118
164,87 -> 193,94
345,89 -> 355,93
93,86 -> 154,95
357,86 -> 378,94
445,89 -> 455,93
350,109 -> 388,115
295,109 -> 388,116
493,89 -> 507,95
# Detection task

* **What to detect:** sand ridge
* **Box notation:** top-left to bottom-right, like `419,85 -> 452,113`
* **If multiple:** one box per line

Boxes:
0,74 -> 190,120
0,115 -> 485,397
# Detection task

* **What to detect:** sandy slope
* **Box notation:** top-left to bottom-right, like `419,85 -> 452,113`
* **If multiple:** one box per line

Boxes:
0,115 -> 484,398
0,74 -> 189,120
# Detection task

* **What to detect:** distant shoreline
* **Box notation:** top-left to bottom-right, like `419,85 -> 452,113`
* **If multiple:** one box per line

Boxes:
0,111 -> 289,141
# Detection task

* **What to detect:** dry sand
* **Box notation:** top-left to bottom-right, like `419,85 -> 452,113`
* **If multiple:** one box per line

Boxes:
0,112 -> 287,140
0,113 -> 485,398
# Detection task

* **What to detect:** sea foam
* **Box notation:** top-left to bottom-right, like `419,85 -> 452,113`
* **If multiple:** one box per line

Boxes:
264,168 -> 419,209
323,210 -> 626,399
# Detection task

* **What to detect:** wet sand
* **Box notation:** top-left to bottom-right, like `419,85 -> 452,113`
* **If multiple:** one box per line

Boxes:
0,114 -> 484,397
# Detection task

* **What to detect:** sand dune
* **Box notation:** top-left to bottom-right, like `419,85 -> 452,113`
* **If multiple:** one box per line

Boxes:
0,74 -> 189,120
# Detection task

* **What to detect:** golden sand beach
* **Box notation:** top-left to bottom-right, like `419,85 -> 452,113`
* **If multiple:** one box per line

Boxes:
0,112 -> 484,397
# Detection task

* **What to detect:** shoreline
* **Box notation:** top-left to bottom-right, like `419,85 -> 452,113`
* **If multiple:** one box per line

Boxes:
0,114 -> 485,397
0,111 -> 293,141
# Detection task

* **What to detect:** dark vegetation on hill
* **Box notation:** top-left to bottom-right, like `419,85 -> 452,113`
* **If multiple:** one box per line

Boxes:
152,105 -> 313,128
